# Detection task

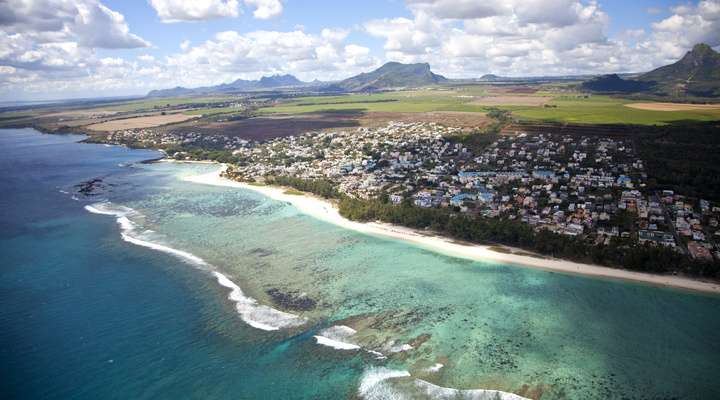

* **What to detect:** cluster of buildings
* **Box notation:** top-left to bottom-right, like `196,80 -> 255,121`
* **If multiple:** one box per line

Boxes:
225,122 -> 720,261
105,128 -> 251,151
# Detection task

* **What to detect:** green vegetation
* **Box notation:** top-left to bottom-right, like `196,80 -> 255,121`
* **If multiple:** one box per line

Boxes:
183,106 -> 241,116
94,96 -> 237,113
508,95 -> 720,125
260,91 -> 485,114
260,90 -> 719,125
265,175 -> 338,199
252,174 -> 719,278
336,197 -> 719,278
332,61 -> 447,91
638,122 -> 720,201
638,43 -> 720,98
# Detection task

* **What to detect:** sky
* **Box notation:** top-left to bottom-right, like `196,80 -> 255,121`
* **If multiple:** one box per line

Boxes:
0,0 -> 718,101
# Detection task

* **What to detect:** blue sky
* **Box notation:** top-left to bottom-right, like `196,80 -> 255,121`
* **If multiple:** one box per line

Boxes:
1,0 -> 718,100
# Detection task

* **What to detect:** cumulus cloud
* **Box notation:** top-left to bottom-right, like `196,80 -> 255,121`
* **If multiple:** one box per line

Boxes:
1,0 -> 718,100
366,0 -> 718,77
0,0 -> 149,48
649,0 -> 720,59
148,0 -> 240,22
148,0 -> 283,22
0,0 -> 149,98
165,29 -> 378,84
244,0 -> 283,19
0,0 -> 148,75
0,25 -> 378,99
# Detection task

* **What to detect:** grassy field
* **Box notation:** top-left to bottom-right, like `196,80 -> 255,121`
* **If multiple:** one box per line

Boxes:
260,90 -> 720,125
92,96 -> 238,113
183,106 -> 243,116
508,95 -> 720,125
259,91 -> 487,114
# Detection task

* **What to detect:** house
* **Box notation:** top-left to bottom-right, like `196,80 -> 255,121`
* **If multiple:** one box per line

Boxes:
413,191 -> 433,208
638,230 -> 675,247
687,242 -> 713,261
450,193 -> 475,207
389,194 -> 404,205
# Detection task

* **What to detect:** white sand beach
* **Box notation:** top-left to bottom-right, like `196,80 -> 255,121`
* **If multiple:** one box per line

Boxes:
183,166 -> 720,294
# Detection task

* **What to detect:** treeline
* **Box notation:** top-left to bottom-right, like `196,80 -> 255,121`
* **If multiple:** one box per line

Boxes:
265,175 -> 338,199
635,122 -> 720,202
336,196 -> 719,278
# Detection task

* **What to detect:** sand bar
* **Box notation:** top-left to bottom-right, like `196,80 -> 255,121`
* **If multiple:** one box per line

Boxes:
183,165 -> 720,295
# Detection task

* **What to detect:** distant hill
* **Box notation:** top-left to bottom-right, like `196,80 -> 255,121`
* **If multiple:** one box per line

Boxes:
478,74 -> 501,82
582,43 -> 720,98
581,74 -> 653,93
256,74 -> 304,88
330,62 -> 447,92
147,74 -> 308,97
638,43 -> 720,97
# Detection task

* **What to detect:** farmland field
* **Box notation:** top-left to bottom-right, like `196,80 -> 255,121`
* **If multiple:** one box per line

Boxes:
505,95 -> 720,125
259,91 -> 488,114
260,91 -> 720,125
624,102 -> 720,111
88,96 -> 238,113
86,113 -> 199,131
470,95 -> 553,106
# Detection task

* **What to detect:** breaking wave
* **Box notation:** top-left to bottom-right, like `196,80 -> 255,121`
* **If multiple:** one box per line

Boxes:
358,367 -> 530,400
313,325 -> 361,350
85,201 -> 306,332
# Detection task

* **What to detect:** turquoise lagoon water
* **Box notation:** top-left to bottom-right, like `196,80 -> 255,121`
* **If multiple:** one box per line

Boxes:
2,128 -> 719,399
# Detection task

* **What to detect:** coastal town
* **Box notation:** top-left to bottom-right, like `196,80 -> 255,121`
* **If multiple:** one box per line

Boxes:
105,121 -> 720,264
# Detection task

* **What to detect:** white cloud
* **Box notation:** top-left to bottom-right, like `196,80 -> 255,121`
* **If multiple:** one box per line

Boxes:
73,2 -> 151,48
148,0 -> 283,22
1,0 -> 718,100
0,0 -> 149,48
165,29 -> 378,83
365,0 -> 718,77
649,0 -> 720,59
148,0 -> 240,23
406,0 -> 510,19
0,26 -> 379,99
244,0 -> 283,19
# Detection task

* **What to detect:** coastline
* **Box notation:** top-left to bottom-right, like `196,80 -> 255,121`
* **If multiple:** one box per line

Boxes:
182,165 -> 720,295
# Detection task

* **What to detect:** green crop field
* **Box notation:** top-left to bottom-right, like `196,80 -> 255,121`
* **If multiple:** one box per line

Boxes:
259,91 -> 487,114
183,106 -> 242,116
507,95 -> 720,125
261,91 -> 720,125
93,96 -> 237,113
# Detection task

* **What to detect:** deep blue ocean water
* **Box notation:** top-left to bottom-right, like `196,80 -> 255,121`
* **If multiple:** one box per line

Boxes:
2,128 -> 720,400
0,129 -> 362,399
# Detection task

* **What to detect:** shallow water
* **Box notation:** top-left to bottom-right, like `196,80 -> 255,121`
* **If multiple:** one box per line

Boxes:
2,128 -> 719,399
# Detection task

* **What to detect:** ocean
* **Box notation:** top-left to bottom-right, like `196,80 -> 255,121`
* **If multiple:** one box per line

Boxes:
2,128 -> 719,399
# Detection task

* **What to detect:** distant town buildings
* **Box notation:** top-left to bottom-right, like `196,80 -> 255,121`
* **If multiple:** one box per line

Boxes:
105,121 -> 720,263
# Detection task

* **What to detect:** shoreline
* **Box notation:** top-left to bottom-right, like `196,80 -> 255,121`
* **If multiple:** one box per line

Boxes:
182,165 -> 720,295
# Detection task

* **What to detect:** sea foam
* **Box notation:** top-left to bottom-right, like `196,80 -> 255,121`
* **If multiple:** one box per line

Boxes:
86,201 -> 306,332
313,325 -> 361,350
358,367 -> 530,400
213,271 -> 306,331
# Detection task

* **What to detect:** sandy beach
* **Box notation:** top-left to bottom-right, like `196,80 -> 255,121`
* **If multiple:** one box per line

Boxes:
183,166 -> 720,294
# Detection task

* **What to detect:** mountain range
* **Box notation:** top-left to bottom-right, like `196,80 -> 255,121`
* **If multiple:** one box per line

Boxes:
323,62 -> 447,92
147,62 -> 448,97
582,43 -> 720,98
148,43 -> 719,99
147,74 -> 311,97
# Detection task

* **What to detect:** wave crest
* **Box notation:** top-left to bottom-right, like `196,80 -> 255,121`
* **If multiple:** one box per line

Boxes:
86,201 -> 306,332
358,367 -> 530,400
